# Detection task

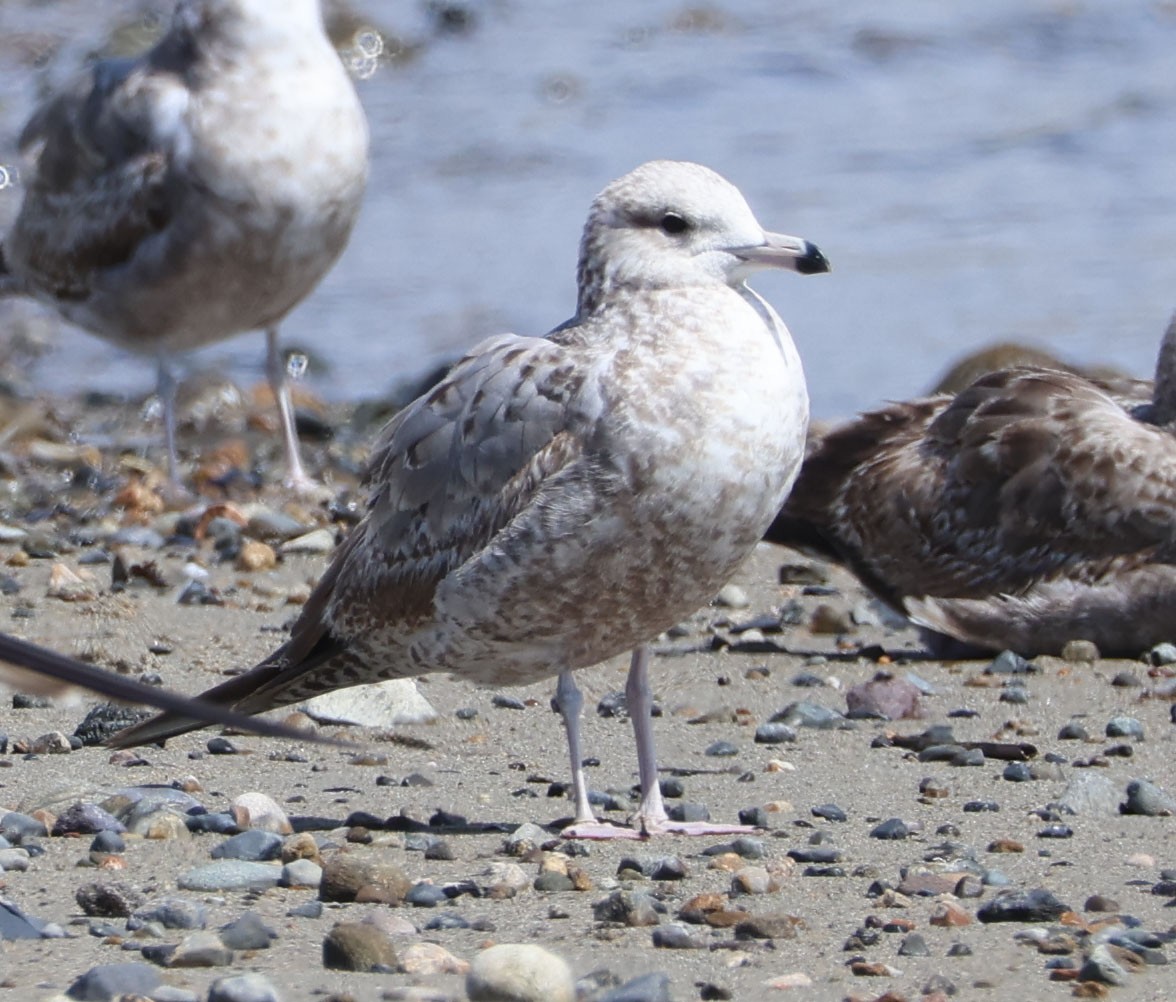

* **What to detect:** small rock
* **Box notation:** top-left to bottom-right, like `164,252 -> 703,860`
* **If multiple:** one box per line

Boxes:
207,973 -> 283,1002
167,930 -> 235,968
977,888 -> 1070,923
211,830 -> 283,862
466,943 -> 574,1002
218,912 -> 277,951
398,941 -> 469,976
870,818 -> 910,840
66,962 -> 161,1000
302,679 -> 437,726
651,922 -> 704,949
230,793 -> 292,834
1122,779 -> 1176,816
845,672 -> 922,719
322,921 -> 397,972
1078,944 -> 1131,986
1106,716 -> 1144,740
177,861 -> 282,892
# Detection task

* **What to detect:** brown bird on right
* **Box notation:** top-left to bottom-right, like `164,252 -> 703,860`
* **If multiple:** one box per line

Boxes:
765,313 -> 1176,658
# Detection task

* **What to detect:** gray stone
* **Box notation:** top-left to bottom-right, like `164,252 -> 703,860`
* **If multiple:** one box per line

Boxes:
1056,773 -> 1120,817
129,896 -> 207,931
66,962 -> 161,1000
177,861 -> 282,892
218,911 -> 277,951
1106,715 -> 1145,740
596,972 -> 672,1002
211,829 -> 283,861
280,859 -> 322,888
1122,779 -> 1176,816
207,973 -> 283,1002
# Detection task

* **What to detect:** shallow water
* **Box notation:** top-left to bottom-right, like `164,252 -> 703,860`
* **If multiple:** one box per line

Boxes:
2,0 -> 1175,418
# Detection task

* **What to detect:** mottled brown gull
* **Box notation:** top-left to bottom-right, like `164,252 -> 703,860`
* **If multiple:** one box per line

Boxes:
766,313 -> 1176,658
111,159 -> 829,838
0,0 -> 368,492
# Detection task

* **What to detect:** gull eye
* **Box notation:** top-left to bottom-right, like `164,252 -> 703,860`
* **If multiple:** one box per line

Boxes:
659,212 -> 689,235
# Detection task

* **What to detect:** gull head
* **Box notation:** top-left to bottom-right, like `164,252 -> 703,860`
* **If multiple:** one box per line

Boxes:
576,160 -> 828,314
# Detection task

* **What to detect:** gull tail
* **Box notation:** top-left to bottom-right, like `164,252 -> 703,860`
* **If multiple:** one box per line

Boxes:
0,631 -> 340,744
108,627 -> 352,748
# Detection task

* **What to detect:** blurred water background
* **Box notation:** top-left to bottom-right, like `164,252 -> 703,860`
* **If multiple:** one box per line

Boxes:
1,0 -> 1175,419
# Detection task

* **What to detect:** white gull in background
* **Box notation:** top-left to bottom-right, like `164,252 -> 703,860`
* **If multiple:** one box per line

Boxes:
766,312 -> 1176,658
0,0 -> 368,492
112,159 -> 829,838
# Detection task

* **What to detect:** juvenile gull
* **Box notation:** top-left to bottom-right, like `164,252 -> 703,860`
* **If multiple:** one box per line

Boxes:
111,159 -> 829,838
0,0 -> 369,492
766,313 -> 1176,658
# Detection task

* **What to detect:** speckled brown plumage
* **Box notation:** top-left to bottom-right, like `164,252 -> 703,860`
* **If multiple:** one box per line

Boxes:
112,160 -> 829,836
767,313 -> 1176,657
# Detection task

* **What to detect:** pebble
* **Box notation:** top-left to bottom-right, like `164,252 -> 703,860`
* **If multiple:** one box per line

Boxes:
1079,944 -> 1131,986
405,882 -> 449,907
230,793 -> 292,834
870,818 -> 910,840
207,973 -> 283,1002
218,912 -> 277,951
318,850 -> 411,903
466,943 -> 575,1002
811,803 -> 848,822
593,890 -> 662,927
280,859 -> 322,889
753,723 -> 796,744
130,897 -> 207,931
1121,779 -> 1176,816
595,972 -> 672,1002
278,527 -> 336,555
705,740 -> 739,757
52,803 -> 125,836
977,888 -> 1071,923
322,921 -> 397,972
770,701 -> 846,729
398,941 -> 469,976
76,882 -> 144,918
66,962 -> 161,1000
211,830 -> 283,862
1056,773 -> 1120,817
845,672 -> 922,719
177,861 -> 283,892
167,930 -> 235,968
302,679 -> 438,727
652,922 -> 705,948
1105,716 -> 1144,740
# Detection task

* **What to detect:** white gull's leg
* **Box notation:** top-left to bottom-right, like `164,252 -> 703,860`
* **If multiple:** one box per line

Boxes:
155,356 -> 184,495
553,670 -> 595,824
558,666 -> 644,841
629,644 -> 759,837
266,326 -> 316,493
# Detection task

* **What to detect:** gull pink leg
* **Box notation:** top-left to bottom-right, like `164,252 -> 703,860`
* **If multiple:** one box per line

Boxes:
556,669 -> 645,840
266,326 -> 318,494
628,644 -> 759,837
